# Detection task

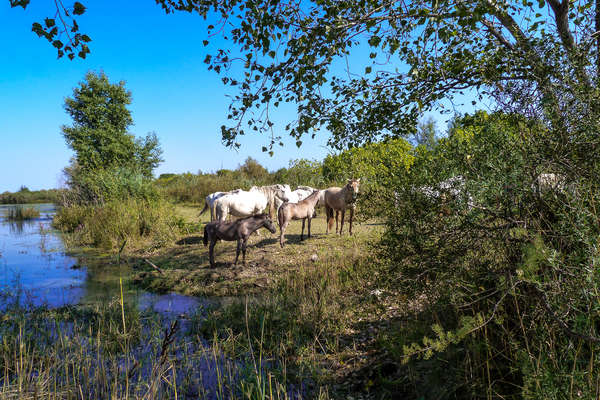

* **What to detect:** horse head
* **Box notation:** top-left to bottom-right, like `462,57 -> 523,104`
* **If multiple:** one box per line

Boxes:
346,178 -> 360,202
274,184 -> 292,202
261,215 -> 277,233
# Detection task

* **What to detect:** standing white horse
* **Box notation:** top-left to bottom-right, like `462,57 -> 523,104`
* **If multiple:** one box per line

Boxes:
199,189 -> 242,221
274,185 -> 316,210
214,185 -> 292,222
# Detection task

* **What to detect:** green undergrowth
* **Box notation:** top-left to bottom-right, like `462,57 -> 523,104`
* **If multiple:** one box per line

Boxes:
194,252 -> 380,396
53,198 -> 189,252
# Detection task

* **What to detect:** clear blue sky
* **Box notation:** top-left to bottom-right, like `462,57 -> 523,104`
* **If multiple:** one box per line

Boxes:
0,1 -> 477,193
1,0 -> 335,192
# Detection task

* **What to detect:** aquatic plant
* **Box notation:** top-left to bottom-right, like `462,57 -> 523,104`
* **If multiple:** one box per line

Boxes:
5,206 -> 40,221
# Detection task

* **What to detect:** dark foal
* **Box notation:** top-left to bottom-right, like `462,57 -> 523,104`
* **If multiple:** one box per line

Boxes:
203,213 -> 277,267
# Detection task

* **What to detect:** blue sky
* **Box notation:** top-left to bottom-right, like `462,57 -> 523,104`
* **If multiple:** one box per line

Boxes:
1,1 -> 334,192
0,1 -> 477,192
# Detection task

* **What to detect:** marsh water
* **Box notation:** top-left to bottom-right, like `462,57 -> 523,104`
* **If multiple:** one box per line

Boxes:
0,203 -> 202,313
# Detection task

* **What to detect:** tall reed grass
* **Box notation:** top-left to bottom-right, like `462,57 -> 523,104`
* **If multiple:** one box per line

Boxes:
0,282 -> 315,400
53,198 -> 184,251
5,206 -> 40,221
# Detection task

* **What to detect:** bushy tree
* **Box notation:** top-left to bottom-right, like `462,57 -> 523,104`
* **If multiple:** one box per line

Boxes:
62,71 -> 162,178
384,112 -> 600,397
61,71 -> 163,203
237,157 -> 269,183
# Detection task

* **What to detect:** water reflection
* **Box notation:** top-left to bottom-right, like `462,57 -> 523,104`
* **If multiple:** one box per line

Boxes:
0,204 -> 203,314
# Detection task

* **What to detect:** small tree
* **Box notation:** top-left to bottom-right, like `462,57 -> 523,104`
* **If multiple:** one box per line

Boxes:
62,71 -> 162,178
237,157 -> 269,183
62,71 -> 163,203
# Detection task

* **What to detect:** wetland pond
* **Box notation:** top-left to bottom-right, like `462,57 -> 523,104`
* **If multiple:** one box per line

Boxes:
0,204 -> 305,398
0,203 -> 203,314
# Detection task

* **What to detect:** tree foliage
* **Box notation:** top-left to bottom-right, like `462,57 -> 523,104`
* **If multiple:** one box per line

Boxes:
17,1 -> 600,151
61,71 -> 163,204
62,71 -> 163,178
10,0 -> 90,59
153,0 -> 600,151
384,111 -> 600,397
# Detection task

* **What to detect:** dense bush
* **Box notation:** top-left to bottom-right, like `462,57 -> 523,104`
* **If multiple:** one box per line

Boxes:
380,111 -> 600,398
322,138 -> 414,218
54,198 -> 182,250
62,165 -> 159,206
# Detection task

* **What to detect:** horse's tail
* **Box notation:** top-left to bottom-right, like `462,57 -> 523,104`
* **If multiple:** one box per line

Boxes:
326,205 -> 334,231
199,199 -> 209,216
203,224 -> 209,246
212,201 -> 220,222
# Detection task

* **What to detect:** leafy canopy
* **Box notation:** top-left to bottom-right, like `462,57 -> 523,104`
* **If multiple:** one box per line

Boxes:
62,71 -> 163,178
13,0 -> 600,156
152,0 -> 600,152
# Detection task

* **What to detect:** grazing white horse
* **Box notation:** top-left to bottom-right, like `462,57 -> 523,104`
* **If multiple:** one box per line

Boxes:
199,189 -> 242,221
214,185 -> 292,222
274,185 -> 316,210
532,173 -> 574,194
417,175 -> 474,209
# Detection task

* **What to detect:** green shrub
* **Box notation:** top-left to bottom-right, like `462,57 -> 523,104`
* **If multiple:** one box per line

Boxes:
63,165 -> 159,205
380,111 -> 600,398
54,198 -> 181,250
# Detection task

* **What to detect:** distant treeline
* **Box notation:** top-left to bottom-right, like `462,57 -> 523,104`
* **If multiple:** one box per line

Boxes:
0,187 -> 63,204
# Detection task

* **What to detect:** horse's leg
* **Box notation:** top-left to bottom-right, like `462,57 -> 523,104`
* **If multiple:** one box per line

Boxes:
308,216 -> 312,238
301,219 -> 305,241
279,220 -> 288,248
234,239 -> 241,265
325,205 -> 333,234
209,239 -> 216,268
242,238 -> 248,264
339,210 -> 345,235
335,210 -> 340,234
349,207 -> 354,235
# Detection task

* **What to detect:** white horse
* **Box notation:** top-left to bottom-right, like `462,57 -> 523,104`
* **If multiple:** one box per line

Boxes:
214,184 -> 292,222
417,175 -> 474,209
199,189 -> 242,221
532,173 -> 574,194
274,185 -> 316,210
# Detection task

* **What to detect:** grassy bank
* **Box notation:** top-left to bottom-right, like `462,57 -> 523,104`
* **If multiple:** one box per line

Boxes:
125,205 -> 407,397
132,206 -> 380,297
53,198 -> 192,252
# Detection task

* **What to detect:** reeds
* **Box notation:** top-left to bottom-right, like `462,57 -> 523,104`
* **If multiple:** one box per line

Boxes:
5,206 -> 40,221
0,285 -> 306,400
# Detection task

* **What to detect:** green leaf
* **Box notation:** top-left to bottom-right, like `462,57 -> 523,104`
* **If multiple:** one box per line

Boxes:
73,2 -> 86,15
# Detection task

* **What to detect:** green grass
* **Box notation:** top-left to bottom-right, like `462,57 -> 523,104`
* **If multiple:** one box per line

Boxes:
132,205 -> 382,297
0,281 -> 320,400
53,198 -> 186,251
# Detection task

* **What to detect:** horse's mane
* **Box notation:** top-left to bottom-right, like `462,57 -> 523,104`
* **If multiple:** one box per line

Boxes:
305,190 -> 320,200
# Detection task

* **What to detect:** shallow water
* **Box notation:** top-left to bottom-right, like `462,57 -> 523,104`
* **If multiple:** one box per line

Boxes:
0,204 -> 203,313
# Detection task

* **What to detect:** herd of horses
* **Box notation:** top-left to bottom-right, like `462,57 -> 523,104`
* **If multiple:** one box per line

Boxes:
201,179 -> 361,267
